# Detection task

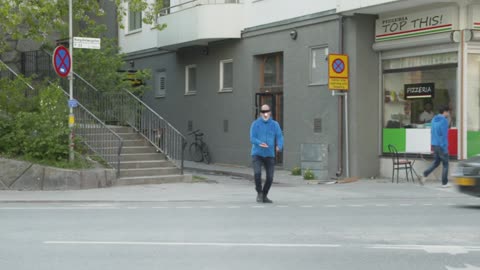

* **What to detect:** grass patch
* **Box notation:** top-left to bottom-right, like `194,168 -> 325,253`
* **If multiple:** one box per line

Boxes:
303,168 -> 315,180
291,166 -> 302,176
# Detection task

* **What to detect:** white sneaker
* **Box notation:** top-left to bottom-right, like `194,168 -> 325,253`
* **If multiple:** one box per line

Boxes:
441,183 -> 451,188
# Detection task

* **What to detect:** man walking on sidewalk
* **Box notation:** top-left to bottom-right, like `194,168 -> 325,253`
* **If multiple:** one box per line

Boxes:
250,104 -> 283,203
421,105 -> 450,187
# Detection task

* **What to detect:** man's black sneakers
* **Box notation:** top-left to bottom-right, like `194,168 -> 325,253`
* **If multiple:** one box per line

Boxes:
256,193 -> 263,203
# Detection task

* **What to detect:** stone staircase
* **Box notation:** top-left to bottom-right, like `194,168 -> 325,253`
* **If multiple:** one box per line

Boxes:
109,126 -> 192,186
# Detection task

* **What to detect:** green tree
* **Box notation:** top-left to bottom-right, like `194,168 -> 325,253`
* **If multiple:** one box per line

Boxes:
0,0 -> 166,53
0,0 -> 166,95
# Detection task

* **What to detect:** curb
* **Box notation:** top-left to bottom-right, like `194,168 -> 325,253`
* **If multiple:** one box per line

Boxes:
185,167 -> 253,181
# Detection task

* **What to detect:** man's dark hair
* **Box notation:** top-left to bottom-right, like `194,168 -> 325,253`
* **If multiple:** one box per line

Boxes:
438,105 -> 450,114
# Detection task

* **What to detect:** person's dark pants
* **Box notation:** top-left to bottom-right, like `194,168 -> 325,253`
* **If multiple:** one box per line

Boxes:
423,145 -> 449,185
252,155 -> 275,196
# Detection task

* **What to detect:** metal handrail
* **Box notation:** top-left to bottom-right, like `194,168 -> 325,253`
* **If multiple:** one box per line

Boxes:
1,58 -> 123,176
121,89 -> 187,173
57,87 -> 124,176
0,59 -> 35,90
21,49 -> 186,174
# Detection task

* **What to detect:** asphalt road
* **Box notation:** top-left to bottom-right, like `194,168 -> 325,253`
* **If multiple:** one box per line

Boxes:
1,178 -> 480,270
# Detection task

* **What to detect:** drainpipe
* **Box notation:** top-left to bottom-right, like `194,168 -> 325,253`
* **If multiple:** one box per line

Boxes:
335,15 -> 346,178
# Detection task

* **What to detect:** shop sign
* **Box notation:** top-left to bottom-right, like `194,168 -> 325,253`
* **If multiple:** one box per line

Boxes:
375,7 -> 456,42
328,54 -> 349,91
404,83 -> 435,99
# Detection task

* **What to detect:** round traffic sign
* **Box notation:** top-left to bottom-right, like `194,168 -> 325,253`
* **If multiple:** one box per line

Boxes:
332,59 -> 345,74
52,45 -> 71,77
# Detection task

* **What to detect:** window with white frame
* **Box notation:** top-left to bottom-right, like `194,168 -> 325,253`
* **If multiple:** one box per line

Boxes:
219,59 -> 233,92
185,65 -> 197,95
128,8 -> 142,32
154,71 -> 167,98
309,46 -> 329,85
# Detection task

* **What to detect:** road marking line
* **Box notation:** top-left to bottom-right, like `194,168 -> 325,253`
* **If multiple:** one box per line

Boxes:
227,206 -> 241,209
127,207 -> 138,209
200,206 -> 216,209
368,244 -> 480,255
0,207 -> 117,210
348,204 -> 364,207
300,205 -> 313,208
175,206 -> 193,209
276,205 -> 288,208
423,203 -> 433,206
43,241 -> 341,248
251,205 -> 265,208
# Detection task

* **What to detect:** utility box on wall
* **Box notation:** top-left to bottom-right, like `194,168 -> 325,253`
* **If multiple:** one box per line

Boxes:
301,143 -> 329,180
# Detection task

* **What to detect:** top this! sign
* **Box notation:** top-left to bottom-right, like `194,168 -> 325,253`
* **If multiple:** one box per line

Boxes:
73,37 -> 101,49
375,7 -> 457,42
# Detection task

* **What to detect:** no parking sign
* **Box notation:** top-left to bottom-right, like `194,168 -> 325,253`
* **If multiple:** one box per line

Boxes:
52,45 -> 71,78
328,54 -> 349,91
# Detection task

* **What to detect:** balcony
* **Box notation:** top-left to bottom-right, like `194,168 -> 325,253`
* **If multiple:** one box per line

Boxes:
120,0 -> 244,54
157,0 -> 244,49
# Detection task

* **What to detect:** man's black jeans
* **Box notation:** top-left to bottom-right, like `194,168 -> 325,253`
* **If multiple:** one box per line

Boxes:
423,145 -> 449,185
252,155 -> 275,195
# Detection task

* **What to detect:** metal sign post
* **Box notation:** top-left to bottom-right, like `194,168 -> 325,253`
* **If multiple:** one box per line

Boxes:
68,0 -> 74,162
329,54 -> 350,177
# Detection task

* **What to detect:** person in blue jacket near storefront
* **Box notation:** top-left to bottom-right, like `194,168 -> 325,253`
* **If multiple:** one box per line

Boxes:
421,105 -> 450,187
250,104 -> 284,203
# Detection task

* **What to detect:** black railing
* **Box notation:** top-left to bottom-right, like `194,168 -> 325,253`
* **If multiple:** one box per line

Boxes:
21,50 -> 186,174
2,58 -> 123,175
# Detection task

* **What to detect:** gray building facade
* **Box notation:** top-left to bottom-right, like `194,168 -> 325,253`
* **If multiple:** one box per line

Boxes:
125,12 -> 380,179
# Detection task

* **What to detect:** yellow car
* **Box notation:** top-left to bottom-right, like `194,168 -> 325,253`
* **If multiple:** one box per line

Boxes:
453,156 -> 480,197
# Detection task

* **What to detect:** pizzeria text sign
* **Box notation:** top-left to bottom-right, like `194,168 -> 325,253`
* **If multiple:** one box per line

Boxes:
375,7 -> 457,42
404,83 -> 435,99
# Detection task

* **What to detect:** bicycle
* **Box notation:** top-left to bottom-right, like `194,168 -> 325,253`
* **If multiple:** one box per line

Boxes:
188,129 -> 211,164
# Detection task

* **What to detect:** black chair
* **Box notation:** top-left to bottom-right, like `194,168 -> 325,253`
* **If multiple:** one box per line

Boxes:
388,144 -> 414,183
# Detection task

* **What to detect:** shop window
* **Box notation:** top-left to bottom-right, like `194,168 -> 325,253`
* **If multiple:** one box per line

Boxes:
382,52 -> 457,154
155,71 -> 166,98
219,59 -> 233,92
467,54 -> 480,157
185,65 -> 197,95
309,46 -> 328,85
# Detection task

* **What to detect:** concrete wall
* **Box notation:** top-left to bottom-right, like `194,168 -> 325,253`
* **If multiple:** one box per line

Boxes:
344,15 -> 380,178
130,13 -> 344,178
0,158 -> 116,191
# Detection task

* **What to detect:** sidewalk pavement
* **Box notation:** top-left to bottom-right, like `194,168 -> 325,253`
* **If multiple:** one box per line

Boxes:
183,160 -> 320,185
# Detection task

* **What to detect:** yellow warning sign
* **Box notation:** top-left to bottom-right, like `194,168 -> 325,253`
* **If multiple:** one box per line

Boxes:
69,115 -> 75,127
328,54 -> 349,90
329,78 -> 349,91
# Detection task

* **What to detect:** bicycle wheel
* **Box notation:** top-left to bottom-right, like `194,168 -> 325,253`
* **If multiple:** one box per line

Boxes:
202,144 -> 211,164
189,143 -> 203,162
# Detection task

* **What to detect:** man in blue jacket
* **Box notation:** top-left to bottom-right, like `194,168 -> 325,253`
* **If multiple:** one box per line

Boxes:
421,105 -> 450,187
250,104 -> 284,203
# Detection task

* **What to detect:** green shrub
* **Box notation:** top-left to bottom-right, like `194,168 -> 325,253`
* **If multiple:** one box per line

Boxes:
291,166 -> 302,176
303,168 -> 315,180
0,83 -> 69,161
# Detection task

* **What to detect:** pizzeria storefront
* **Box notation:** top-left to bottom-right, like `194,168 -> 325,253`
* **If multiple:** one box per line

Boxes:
374,4 -> 480,160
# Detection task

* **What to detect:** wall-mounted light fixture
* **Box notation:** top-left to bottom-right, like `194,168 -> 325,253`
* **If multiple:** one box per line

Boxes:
290,30 -> 298,40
